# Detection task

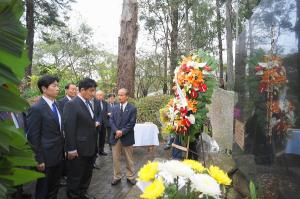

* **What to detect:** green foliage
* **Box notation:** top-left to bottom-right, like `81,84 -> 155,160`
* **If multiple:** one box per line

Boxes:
0,0 -> 44,197
34,0 -> 75,35
249,180 -> 257,199
189,0 -> 218,52
130,95 -> 172,128
34,23 -> 100,81
135,53 -> 165,97
32,23 -> 119,95
97,52 -> 118,94
244,49 -> 265,116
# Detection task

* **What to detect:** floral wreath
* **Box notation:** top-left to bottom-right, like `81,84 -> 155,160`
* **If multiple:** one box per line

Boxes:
160,50 -> 217,140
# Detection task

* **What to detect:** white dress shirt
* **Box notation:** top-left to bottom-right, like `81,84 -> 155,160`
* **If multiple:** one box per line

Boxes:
66,95 -> 72,101
120,102 -> 128,112
78,94 -> 94,118
42,95 -> 61,130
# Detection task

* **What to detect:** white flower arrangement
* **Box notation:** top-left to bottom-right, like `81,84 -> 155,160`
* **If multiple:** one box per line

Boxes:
190,174 -> 221,198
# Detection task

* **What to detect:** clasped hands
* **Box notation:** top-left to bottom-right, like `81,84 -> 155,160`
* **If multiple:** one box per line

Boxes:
115,130 -> 123,139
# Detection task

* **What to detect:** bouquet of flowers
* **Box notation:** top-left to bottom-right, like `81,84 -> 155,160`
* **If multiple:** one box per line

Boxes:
255,55 -> 295,134
137,159 -> 231,199
160,50 -> 217,141
255,55 -> 287,93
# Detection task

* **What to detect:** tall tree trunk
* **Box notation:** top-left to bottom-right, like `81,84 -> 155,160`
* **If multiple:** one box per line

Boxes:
117,0 -> 138,97
216,0 -> 224,88
25,0 -> 34,82
235,29 -> 246,119
226,0 -> 234,90
185,0 -> 191,52
163,38 -> 168,94
296,0 -> 300,127
248,19 -> 254,56
170,1 -> 179,91
248,0 -> 254,58
163,15 -> 169,95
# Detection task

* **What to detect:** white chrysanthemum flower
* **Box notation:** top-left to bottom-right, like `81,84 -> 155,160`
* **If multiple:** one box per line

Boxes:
190,174 -> 221,198
192,55 -> 198,60
158,160 -> 194,179
187,114 -> 195,124
255,71 -> 264,76
196,62 -> 206,68
187,61 -> 196,67
258,62 -> 268,68
157,171 -> 186,189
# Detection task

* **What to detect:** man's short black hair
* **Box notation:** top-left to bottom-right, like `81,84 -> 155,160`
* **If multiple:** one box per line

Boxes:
37,75 -> 59,94
107,93 -> 116,98
65,83 -> 76,90
78,78 -> 97,91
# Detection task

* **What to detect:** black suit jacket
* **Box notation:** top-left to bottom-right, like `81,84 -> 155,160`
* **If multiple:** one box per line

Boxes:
26,98 -> 64,167
63,96 -> 97,157
107,102 -> 116,127
93,98 -> 101,124
96,100 -> 109,127
58,96 -> 70,114
109,103 -> 137,146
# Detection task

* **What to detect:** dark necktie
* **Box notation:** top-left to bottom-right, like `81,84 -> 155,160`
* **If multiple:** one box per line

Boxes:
85,101 -> 94,118
52,102 -> 60,125
120,104 -> 124,117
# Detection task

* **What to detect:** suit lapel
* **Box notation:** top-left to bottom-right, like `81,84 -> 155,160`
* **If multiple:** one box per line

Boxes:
76,97 -> 93,119
123,104 -> 130,118
40,98 -> 60,129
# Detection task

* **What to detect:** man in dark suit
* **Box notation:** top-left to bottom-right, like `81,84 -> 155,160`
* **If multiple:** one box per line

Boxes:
27,75 -> 64,199
106,93 -> 116,150
110,88 -> 137,186
90,94 -> 101,169
63,78 -> 97,199
58,83 -> 77,113
58,83 -> 77,186
95,90 -> 109,156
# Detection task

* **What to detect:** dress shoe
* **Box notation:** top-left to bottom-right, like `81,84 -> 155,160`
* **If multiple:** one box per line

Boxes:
93,163 -> 100,170
60,177 -> 67,186
127,178 -> 137,185
98,151 -> 108,156
81,193 -> 96,199
22,193 -> 32,198
111,178 -> 121,185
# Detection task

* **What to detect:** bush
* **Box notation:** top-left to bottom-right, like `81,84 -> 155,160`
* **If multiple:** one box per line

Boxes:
130,95 -> 172,128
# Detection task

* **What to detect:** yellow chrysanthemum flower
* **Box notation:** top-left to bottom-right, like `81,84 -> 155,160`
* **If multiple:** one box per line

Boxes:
138,161 -> 159,182
183,159 -> 206,173
208,166 -> 232,186
140,178 -> 165,199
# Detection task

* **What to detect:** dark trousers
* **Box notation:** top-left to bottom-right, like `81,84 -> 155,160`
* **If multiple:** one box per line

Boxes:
98,125 -> 106,153
35,162 -> 63,199
66,156 -> 93,198
172,135 -> 183,160
106,127 -> 111,144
